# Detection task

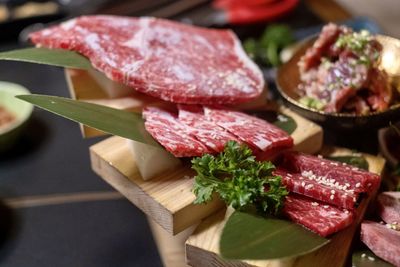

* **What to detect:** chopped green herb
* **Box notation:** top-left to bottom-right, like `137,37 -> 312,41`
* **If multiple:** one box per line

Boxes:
299,96 -> 326,110
192,141 -> 288,215
334,29 -> 377,67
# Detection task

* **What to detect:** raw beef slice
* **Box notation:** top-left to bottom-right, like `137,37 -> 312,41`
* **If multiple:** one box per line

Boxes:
30,15 -> 264,105
274,168 -> 358,209
204,107 -> 293,155
284,194 -> 354,237
281,152 -> 380,193
377,192 -> 400,224
177,104 -> 241,152
143,106 -> 211,157
361,221 -> 400,266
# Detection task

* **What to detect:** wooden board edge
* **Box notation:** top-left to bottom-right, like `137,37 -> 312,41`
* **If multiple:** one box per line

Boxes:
89,145 -> 175,233
148,216 -> 197,267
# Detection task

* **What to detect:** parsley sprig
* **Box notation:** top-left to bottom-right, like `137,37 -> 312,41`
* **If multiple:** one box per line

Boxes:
192,141 -> 288,215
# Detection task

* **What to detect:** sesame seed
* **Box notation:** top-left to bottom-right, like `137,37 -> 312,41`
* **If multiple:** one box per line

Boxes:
324,205 -> 329,209
330,195 -> 334,200
361,253 -> 366,258
355,183 -> 361,188
344,210 -> 349,214
331,190 -> 335,194
317,155 -> 323,158
368,256 -> 375,261
311,202 -> 319,206
301,182 -> 306,187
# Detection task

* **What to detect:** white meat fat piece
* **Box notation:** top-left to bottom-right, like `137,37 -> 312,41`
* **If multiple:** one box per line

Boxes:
127,140 -> 181,181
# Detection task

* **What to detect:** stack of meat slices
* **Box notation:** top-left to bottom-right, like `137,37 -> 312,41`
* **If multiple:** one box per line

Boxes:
274,152 -> 380,237
361,192 -> 400,266
143,105 -> 294,159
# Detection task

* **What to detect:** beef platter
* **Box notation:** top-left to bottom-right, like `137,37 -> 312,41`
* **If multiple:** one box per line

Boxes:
12,15 -> 398,265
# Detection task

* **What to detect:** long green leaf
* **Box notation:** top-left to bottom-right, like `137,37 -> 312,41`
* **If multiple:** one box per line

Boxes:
0,48 -> 92,69
16,94 -> 159,147
328,155 -> 369,171
220,211 -> 329,260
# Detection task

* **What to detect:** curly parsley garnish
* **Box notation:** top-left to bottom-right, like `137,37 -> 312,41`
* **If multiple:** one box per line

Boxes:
192,141 -> 288,215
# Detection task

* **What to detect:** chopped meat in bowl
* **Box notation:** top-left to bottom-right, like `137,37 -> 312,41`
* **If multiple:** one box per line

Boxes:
276,23 -> 400,129
298,23 -> 392,115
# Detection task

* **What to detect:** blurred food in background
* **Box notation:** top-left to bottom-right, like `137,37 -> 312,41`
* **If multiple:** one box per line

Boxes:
0,105 -> 15,130
244,24 -> 295,67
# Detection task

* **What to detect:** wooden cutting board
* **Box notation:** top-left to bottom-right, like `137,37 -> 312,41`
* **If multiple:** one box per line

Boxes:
66,68 -> 324,235
90,115 -> 322,236
185,148 -> 386,267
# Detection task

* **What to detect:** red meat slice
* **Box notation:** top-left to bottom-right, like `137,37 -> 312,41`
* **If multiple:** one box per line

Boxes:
281,152 -> 380,193
177,105 -> 241,152
361,221 -> 400,267
377,192 -> 400,224
143,107 -> 211,157
299,23 -> 343,73
204,107 -> 293,154
283,194 -> 354,237
274,168 -> 358,209
29,15 -> 264,105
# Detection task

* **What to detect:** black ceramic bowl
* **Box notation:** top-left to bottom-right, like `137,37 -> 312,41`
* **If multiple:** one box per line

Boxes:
276,35 -> 400,131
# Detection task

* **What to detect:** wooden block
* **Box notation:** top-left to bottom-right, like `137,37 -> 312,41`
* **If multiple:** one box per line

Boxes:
65,68 -> 168,137
185,148 -> 385,267
90,113 -> 322,235
147,216 -> 196,267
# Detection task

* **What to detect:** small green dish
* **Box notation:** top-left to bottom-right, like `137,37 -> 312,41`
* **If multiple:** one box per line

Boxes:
0,81 -> 33,151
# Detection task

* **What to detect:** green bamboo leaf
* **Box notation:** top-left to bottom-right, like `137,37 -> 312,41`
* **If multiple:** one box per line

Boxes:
328,155 -> 369,171
220,211 -> 329,260
0,48 -> 92,69
16,94 -> 159,147
245,110 -> 297,134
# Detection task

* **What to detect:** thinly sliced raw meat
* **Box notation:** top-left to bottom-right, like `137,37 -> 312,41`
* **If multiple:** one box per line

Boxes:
283,194 -> 354,237
361,221 -> 400,267
30,15 -> 264,105
143,107 -> 211,157
274,168 -> 358,209
281,152 -> 380,193
177,105 -> 241,152
377,192 -> 400,224
204,106 -> 293,153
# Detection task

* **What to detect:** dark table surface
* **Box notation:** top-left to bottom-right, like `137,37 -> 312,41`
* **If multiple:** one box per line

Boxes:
0,46 -> 163,267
